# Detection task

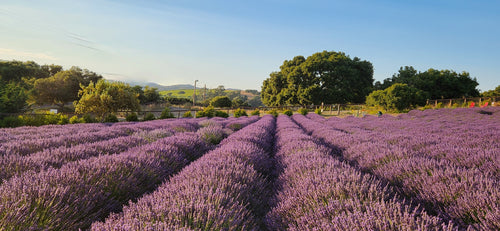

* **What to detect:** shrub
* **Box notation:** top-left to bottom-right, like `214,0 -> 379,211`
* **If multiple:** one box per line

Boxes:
104,114 -> 119,123
143,113 -> 156,121
18,115 -> 45,126
57,114 -> 69,125
315,108 -> 322,115
182,111 -> 193,118
233,108 -> 247,118
250,109 -> 260,116
44,114 -> 60,125
215,110 -> 229,118
366,83 -> 426,112
83,114 -> 97,123
423,105 -> 433,110
125,113 -> 139,122
268,109 -> 279,117
196,106 -> 216,118
0,116 -> 24,128
160,107 -> 175,119
283,109 -> 293,116
298,108 -> 308,115
69,116 -> 84,124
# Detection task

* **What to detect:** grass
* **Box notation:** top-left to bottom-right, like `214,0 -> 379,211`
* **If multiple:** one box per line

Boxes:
159,89 -> 195,98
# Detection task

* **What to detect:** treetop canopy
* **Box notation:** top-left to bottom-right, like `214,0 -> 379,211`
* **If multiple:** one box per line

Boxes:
261,50 -> 374,106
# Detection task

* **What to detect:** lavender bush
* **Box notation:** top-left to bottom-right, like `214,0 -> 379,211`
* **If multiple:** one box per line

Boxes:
267,115 -> 453,230
0,130 -> 214,230
293,108 -> 500,230
91,115 -> 276,230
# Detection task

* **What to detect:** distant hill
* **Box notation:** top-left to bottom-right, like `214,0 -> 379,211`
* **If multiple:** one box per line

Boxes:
106,79 -> 259,92
146,83 -> 195,91
107,80 -> 194,91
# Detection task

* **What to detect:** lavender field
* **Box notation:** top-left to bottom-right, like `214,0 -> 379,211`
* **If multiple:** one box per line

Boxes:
0,108 -> 499,230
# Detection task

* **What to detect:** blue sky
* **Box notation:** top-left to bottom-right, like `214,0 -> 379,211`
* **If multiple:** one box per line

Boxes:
1,0 -> 499,91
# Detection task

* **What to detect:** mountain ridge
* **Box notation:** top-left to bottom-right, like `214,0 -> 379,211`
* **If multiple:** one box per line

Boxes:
107,80 -> 247,91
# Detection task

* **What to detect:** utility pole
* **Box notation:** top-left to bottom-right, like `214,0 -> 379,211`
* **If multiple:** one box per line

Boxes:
193,80 -> 198,107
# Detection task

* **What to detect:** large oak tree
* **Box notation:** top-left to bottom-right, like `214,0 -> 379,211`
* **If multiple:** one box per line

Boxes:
261,51 -> 374,106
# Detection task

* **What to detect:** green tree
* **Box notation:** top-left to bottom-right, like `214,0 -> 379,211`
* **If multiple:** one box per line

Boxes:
482,85 -> 500,97
0,60 -> 50,82
376,66 -> 479,99
261,72 -> 288,106
143,86 -> 161,104
68,66 -> 103,87
131,85 -> 145,103
261,51 -> 374,106
210,96 -> 232,108
32,70 -> 82,110
366,83 -> 426,111
40,64 -> 63,77
365,90 -> 386,109
214,85 -> 226,96
374,66 -> 418,90
74,80 -> 140,121
0,81 -> 28,113
231,96 -> 249,107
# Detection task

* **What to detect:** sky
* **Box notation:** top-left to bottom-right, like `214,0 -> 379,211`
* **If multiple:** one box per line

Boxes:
1,0 -> 499,91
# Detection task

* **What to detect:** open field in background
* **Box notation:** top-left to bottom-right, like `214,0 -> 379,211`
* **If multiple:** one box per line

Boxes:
159,89 -> 258,99
0,107 -> 499,230
159,89 -> 195,98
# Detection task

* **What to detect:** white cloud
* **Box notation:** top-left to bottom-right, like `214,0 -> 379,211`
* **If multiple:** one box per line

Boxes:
0,48 -> 58,61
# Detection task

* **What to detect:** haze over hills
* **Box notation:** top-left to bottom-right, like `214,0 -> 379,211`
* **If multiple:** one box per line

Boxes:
110,80 -> 249,91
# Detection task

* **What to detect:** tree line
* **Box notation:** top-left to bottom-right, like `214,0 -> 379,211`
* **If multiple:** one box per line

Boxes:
0,60 -> 263,122
0,61 -> 101,114
261,50 -> 494,111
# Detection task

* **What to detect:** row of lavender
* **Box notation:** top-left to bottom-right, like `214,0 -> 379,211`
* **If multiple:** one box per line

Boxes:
0,119 -> 196,156
299,108 -> 500,230
267,115 -> 453,230
91,115 -> 276,230
0,119 -> 199,184
0,123 -> 108,143
321,107 -> 500,179
0,116 -> 260,230
0,116 -> 260,184
0,115 -> 255,156
2,110 -> 496,229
